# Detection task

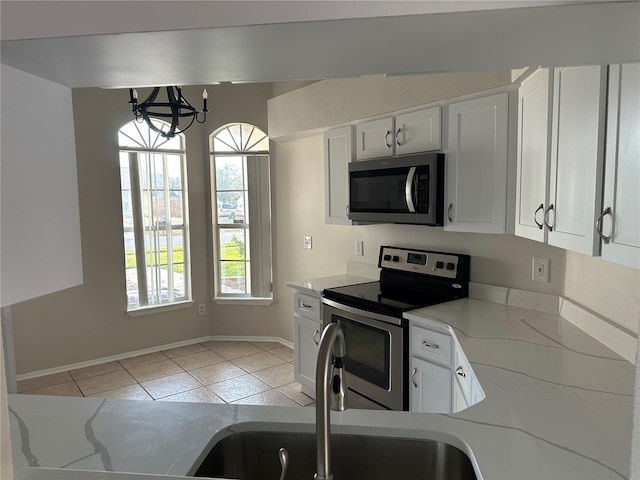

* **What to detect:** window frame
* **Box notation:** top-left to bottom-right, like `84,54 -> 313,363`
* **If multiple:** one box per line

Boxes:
210,123 -> 273,303
118,120 -> 192,313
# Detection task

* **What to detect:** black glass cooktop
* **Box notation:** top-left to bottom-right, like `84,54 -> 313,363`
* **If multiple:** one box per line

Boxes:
323,281 -> 457,318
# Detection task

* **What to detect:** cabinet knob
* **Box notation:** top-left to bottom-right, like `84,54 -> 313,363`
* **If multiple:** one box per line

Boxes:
456,366 -> 466,378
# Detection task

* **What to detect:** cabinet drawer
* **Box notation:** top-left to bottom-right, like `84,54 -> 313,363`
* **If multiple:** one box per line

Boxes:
410,325 -> 453,366
294,292 -> 321,320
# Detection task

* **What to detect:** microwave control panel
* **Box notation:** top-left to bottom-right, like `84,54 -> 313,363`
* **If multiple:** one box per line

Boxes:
379,246 -> 463,279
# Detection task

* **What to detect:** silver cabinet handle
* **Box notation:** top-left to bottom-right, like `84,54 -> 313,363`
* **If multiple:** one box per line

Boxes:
395,128 -> 402,146
301,303 -> 312,308
345,204 -> 349,218
596,206 -> 612,244
534,203 -> 544,230
411,367 -> 418,388
543,204 -> 554,232
421,340 -> 439,349
456,366 -> 466,378
405,166 -> 416,213
384,130 -> 391,148
448,203 -> 453,223
313,330 -> 320,345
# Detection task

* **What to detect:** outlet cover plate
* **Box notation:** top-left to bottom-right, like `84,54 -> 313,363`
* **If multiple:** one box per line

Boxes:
303,235 -> 312,250
532,258 -> 550,282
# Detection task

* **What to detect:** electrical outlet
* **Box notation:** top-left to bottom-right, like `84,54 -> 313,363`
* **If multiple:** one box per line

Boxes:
303,235 -> 312,250
532,258 -> 550,282
355,240 -> 364,256
198,304 -> 206,316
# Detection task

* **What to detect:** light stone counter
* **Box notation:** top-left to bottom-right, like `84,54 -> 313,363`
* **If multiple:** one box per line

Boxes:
286,274 -> 373,296
9,298 -> 636,480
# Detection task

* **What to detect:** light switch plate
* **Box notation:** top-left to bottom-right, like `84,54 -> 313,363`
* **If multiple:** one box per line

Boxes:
303,235 -> 312,249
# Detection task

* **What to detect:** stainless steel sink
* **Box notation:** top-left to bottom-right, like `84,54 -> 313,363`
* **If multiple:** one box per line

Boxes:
192,427 -> 478,480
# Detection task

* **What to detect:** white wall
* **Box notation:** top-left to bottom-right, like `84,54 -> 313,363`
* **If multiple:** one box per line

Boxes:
1,65 -> 83,306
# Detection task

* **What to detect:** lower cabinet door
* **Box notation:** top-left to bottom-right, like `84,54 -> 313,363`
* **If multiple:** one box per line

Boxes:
293,313 -> 321,394
410,356 -> 453,413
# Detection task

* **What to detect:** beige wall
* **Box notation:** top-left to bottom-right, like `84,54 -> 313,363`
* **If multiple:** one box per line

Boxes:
565,252 -> 639,334
10,83 -> 282,374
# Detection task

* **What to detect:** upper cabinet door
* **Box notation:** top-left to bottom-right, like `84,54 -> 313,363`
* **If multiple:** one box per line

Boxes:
446,92 -> 510,234
515,68 -> 553,243
324,126 -> 354,225
395,107 -> 441,155
548,66 -> 607,255
599,63 -> 640,269
355,117 -> 395,160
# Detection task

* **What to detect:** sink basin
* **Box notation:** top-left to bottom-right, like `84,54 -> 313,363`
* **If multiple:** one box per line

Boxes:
192,424 -> 479,480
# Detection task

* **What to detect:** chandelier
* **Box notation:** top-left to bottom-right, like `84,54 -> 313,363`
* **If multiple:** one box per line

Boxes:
128,86 -> 208,138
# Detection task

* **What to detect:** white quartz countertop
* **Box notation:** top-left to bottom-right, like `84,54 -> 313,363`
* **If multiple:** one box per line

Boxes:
286,274 -> 373,296
405,298 -> 635,480
9,298 -> 636,480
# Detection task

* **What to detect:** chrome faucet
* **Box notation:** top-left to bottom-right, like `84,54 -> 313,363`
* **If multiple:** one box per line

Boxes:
315,323 -> 348,480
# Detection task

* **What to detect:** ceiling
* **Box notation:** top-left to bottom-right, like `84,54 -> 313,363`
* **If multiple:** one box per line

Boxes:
1,1 -> 638,89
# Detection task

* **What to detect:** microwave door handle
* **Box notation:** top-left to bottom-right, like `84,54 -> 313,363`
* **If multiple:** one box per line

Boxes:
405,166 -> 416,213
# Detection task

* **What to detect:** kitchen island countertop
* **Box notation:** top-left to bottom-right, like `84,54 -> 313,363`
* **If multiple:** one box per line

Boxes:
9,297 -> 636,480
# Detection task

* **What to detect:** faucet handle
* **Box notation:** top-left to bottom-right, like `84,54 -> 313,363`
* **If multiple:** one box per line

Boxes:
278,447 -> 288,480
330,356 -> 349,411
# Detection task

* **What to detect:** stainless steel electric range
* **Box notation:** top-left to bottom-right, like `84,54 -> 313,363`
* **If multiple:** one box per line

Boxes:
322,246 -> 470,411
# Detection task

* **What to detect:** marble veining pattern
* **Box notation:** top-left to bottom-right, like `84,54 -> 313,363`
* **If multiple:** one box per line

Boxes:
9,297 -> 636,480
405,298 -> 635,480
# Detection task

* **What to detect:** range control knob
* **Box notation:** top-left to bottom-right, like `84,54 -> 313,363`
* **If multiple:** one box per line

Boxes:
435,261 -> 444,269
392,255 -> 400,262
383,254 -> 391,261
446,262 -> 456,271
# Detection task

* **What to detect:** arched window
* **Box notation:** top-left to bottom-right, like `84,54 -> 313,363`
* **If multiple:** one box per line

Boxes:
118,120 -> 191,310
210,123 -> 272,300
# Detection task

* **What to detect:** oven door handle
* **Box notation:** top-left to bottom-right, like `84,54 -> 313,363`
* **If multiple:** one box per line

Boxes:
405,166 -> 416,213
322,298 -> 403,326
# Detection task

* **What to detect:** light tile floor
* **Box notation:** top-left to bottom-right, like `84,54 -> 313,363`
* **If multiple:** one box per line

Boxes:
17,341 -> 315,408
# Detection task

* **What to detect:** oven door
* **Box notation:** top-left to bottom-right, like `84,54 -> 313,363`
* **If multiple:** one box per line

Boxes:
322,299 -> 406,411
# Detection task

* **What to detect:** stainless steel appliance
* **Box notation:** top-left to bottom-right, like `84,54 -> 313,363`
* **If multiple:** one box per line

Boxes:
348,153 -> 445,225
322,246 -> 470,411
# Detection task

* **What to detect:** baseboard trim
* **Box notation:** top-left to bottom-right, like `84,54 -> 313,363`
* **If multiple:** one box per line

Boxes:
16,335 -> 292,381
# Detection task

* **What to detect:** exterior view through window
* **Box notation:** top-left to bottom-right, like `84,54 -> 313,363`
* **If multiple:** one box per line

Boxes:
210,123 -> 272,299
118,120 -> 191,310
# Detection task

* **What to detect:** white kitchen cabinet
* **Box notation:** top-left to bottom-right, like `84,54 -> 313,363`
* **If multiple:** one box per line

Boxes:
515,68 -> 553,243
409,319 -> 484,413
445,92 -> 512,234
356,106 -> 441,160
599,63 -> 640,269
356,117 -> 395,160
547,65 -> 607,255
394,107 -> 441,155
324,126 -> 353,225
292,291 -> 322,397
410,356 -> 453,413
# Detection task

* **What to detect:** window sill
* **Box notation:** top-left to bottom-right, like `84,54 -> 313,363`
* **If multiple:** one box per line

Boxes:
213,297 -> 274,306
126,300 -> 194,317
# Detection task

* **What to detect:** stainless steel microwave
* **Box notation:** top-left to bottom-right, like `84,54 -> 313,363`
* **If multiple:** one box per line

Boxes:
348,153 -> 445,225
